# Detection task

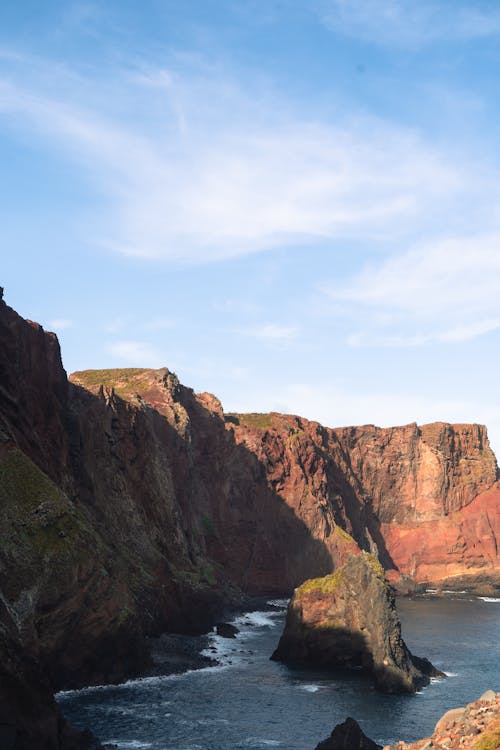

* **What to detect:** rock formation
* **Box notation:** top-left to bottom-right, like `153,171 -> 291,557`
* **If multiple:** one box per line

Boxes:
313,692 -> 500,750
271,553 -> 442,693
313,717 -> 381,750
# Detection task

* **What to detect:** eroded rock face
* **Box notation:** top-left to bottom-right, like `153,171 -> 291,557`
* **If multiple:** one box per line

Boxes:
228,415 -> 500,593
271,553 -> 443,693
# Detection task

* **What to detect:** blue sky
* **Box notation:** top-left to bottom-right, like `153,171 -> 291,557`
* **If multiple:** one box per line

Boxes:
2,0 -> 500,455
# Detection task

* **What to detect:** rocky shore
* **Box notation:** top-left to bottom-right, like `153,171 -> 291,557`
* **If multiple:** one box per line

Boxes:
314,692 -> 500,750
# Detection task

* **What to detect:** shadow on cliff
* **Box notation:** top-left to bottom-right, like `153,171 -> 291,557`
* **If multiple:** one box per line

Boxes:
67,380 -> 335,610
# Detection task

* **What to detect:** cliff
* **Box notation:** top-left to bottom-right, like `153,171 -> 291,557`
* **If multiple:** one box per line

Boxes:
271,553 -> 442,693
1,291 -> 499,744
227,415 -> 500,593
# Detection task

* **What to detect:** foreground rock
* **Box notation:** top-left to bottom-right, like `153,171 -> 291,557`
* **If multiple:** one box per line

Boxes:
383,691 -> 500,750
272,553 -> 443,693
314,718 -> 381,749
313,693 -> 500,750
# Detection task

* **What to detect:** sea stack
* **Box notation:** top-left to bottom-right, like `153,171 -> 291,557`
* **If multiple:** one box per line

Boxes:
272,552 -> 443,693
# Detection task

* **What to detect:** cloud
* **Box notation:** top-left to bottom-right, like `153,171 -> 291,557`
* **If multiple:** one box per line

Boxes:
347,318 -> 500,348
319,0 -> 500,47
326,234 -> 500,346
332,234 -> 500,317
0,54 -> 465,263
48,318 -> 73,330
106,340 -> 162,366
243,323 -> 300,342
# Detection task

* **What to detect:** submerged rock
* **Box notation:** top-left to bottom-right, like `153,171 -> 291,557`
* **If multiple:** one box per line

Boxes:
272,553 -> 444,693
314,718 -> 382,750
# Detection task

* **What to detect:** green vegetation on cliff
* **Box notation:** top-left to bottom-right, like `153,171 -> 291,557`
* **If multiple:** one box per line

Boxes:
226,413 -> 275,430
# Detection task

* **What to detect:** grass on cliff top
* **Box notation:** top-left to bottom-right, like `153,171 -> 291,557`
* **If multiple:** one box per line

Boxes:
226,413 -> 275,429
296,567 -> 344,596
296,552 -> 385,598
72,368 -> 167,400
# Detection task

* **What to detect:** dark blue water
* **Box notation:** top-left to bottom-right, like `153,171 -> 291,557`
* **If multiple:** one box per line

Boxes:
58,596 -> 500,749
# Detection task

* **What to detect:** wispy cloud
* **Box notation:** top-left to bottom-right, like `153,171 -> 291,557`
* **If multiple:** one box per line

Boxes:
48,318 -> 73,331
348,318 -> 500,348
331,234 -> 500,317
242,323 -> 300,342
0,53 -> 466,264
106,339 -> 162,366
319,0 -> 500,47
327,234 -> 500,346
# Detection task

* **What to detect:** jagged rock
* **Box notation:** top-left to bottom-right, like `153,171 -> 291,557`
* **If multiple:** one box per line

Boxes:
382,692 -> 500,749
215,622 -> 239,638
314,718 -> 382,749
272,553 -> 444,693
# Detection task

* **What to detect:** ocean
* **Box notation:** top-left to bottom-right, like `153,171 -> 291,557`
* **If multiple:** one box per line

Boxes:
58,595 -> 500,749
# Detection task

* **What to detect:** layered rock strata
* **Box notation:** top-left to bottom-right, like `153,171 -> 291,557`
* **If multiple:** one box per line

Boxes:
271,553 -> 443,693
228,415 -> 500,593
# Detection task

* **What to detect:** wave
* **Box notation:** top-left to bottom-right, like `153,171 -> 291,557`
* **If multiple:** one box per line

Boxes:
298,683 -> 321,692
478,597 -> 500,603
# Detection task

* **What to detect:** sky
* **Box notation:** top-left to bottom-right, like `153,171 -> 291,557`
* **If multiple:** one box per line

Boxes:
2,1 -> 500,456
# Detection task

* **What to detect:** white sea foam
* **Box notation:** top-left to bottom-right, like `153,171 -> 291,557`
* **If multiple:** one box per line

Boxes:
108,741 -> 152,749
299,684 -> 321,692
244,739 -> 281,747
478,597 -> 500,603
266,598 -> 289,608
234,610 -> 281,628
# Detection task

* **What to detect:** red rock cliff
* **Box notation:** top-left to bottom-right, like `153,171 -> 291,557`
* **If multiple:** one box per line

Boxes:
1,292 -> 500,746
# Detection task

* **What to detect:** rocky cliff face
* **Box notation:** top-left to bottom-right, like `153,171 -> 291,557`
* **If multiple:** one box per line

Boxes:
271,553 -> 442,693
227,415 -> 500,592
1,291 -> 499,744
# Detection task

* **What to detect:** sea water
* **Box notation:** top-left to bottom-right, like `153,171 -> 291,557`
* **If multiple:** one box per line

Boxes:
58,596 -> 500,749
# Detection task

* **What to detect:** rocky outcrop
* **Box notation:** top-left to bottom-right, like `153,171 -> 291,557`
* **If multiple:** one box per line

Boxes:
382,691 -> 500,750
271,553 -> 443,693
313,693 -> 500,750
314,718 -> 381,750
